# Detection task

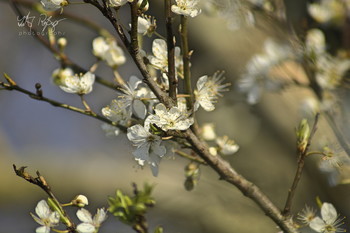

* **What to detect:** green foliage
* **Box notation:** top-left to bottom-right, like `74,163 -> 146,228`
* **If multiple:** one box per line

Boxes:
108,183 -> 155,226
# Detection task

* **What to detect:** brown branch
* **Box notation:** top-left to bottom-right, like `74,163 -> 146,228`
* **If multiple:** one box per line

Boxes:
165,0 -> 177,103
183,130 -> 298,233
0,76 -> 126,132
282,113 -> 320,216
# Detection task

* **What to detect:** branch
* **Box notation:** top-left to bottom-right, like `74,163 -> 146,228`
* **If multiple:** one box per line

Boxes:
13,164 -> 77,232
0,75 -> 126,132
9,0 -> 124,92
165,0 -> 177,102
282,113 -> 319,216
183,130 -> 298,233
180,16 -> 193,109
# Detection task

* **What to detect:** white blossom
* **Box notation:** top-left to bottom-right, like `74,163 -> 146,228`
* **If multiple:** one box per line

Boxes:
131,15 -> 156,36
92,37 -> 126,68
40,0 -> 68,11
171,0 -> 201,17
216,135 -> 239,155
309,202 -> 345,233
315,56 -> 350,90
306,29 -> 326,56
119,76 -> 147,119
76,208 -> 107,233
297,205 -> 317,225
127,124 -> 166,176
59,72 -> 95,95
238,38 -> 293,104
30,200 -> 60,233
145,103 -> 193,131
308,0 -> 346,25
194,71 -> 230,111
201,123 -> 216,141
101,99 -> 129,124
148,39 -> 182,74
52,67 -> 74,86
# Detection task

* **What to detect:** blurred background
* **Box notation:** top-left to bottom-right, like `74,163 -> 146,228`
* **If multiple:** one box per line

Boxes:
0,0 -> 350,232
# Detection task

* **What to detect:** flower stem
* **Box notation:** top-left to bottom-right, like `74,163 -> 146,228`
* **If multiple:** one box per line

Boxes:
282,113 -> 320,216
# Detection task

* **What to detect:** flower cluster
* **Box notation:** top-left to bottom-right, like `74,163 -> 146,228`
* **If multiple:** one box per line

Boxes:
238,38 -> 293,104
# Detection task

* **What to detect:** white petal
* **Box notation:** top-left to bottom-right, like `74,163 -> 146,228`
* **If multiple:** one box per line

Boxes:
35,226 -> 50,233
93,208 -> 107,225
132,100 -> 147,119
77,223 -> 96,233
321,203 -> 337,224
76,208 -> 93,223
35,200 -> 50,219
92,37 -> 109,58
310,217 -> 325,232
152,39 -> 167,60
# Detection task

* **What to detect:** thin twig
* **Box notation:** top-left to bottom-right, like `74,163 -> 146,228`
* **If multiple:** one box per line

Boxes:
174,150 -> 207,165
282,113 -> 320,216
13,165 -> 77,232
0,78 -> 126,132
9,0 -> 124,92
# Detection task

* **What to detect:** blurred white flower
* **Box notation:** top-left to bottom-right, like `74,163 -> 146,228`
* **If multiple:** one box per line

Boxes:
238,38 -> 293,104
76,208 -> 107,233
101,99 -> 129,124
148,39 -> 182,74
309,202 -> 345,233
171,0 -> 201,17
216,135 -> 239,155
59,72 -> 95,95
145,103 -> 194,131
308,0 -> 346,25
101,123 -> 120,137
305,29 -> 326,56
119,76 -> 147,119
194,71 -> 230,111
315,56 -> 350,90
201,123 -> 216,141
92,37 -> 126,68
40,0 -> 67,11
127,124 -> 166,176
297,205 -> 316,225
30,200 -> 60,233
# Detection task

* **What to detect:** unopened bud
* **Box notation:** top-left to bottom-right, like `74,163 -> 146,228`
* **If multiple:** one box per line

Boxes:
72,195 -> 89,207
58,37 -> 67,51
296,119 -> 310,153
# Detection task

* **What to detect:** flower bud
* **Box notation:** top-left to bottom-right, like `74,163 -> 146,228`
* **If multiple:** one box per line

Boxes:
72,195 -> 89,207
296,119 -> 310,153
58,37 -> 67,51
